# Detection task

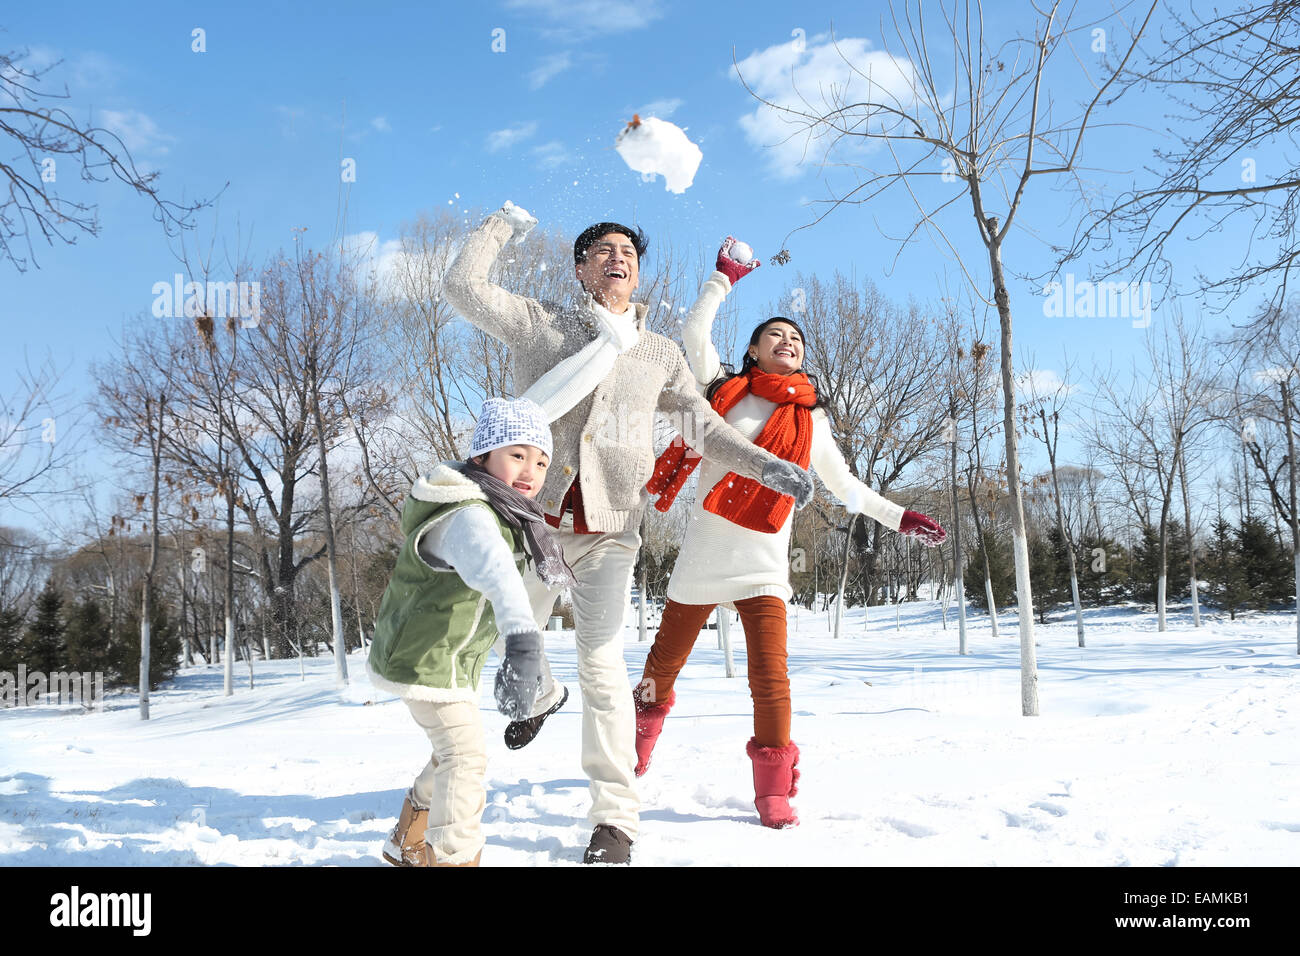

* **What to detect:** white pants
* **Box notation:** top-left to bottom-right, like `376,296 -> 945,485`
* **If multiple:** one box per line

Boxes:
404,697 -> 486,864
495,524 -> 641,841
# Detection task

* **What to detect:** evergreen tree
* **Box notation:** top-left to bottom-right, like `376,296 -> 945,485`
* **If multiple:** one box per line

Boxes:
1203,515 -> 1249,619
22,581 -> 68,688
64,595 -> 113,678
113,583 -> 182,690
1130,521 -> 1191,605
0,606 -> 24,675
1028,525 -> 1072,621
964,528 -> 1015,611
1076,534 -> 1130,606
1237,515 -> 1294,608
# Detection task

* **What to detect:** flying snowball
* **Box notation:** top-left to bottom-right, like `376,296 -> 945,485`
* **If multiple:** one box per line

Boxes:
615,114 -> 703,195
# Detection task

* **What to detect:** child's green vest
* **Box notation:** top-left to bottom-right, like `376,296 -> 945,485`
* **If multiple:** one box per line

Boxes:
367,464 -> 526,701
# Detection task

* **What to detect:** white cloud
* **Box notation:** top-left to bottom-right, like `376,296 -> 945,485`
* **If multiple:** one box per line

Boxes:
98,109 -> 174,155
2,45 -> 60,84
1016,368 -> 1076,400
342,231 -> 406,288
486,120 -> 539,153
531,140 -> 568,168
505,0 -> 665,39
732,33 -> 923,178
636,97 -> 682,119
371,116 -> 392,133
2,46 -> 120,92
528,52 -> 573,90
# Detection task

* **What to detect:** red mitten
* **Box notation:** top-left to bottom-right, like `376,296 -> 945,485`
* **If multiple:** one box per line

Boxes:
899,510 -> 946,546
716,236 -> 761,285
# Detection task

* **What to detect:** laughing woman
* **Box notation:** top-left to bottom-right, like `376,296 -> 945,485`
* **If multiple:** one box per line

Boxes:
637,238 -> 947,829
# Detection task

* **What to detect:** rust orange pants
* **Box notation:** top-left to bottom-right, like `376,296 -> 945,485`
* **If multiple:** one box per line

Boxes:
640,595 -> 791,748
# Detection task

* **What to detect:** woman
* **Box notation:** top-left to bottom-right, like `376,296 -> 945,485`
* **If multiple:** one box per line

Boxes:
637,238 -> 947,828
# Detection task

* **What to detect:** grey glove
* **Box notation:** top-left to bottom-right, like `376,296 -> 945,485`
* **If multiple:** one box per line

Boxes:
761,459 -> 813,510
495,629 -> 544,719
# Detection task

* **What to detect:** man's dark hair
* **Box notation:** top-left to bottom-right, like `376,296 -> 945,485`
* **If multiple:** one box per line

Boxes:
573,222 -> 649,265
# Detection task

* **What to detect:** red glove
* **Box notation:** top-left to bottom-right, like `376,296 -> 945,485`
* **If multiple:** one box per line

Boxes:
716,236 -> 761,285
899,510 -> 946,546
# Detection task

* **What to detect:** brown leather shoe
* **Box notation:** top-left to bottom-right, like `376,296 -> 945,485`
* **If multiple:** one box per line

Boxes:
381,790 -> 429,867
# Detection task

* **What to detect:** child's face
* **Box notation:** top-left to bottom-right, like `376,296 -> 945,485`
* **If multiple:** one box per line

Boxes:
481,445 -> 549,498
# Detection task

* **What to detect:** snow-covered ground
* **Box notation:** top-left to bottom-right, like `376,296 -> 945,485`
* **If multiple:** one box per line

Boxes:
2,601 -> 1297,866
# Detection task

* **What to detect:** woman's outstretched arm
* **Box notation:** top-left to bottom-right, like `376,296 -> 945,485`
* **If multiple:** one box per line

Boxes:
808,410 -> 905,532
679,271 -> 729,387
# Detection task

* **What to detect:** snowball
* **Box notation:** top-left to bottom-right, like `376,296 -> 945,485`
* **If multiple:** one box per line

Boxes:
615,116 -> 703,194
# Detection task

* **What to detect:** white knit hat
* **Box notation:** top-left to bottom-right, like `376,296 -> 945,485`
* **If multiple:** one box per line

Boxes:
470,397 -> 553,459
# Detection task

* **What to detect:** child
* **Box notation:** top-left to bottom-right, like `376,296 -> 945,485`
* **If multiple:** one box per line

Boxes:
369,397 -> 575,867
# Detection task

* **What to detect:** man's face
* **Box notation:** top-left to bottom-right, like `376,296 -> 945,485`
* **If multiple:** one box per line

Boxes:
574,232 -> 640,305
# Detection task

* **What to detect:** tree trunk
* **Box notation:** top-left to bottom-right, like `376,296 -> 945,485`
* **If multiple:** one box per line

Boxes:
717,606 -> 735,677
966,471 -> 1000,639
949,413 -> 968,654
224,489 -> 236,696
177,540 -> 191,667
1282,379 -> 1300,655
1042,409 -> 1086,646
1178,448 -> 1201,628
989,244 -> 1038,716
310,370 -> 349,686
834,514 -> 856,639
637,520 -> 647,647
140,393 -> 165,721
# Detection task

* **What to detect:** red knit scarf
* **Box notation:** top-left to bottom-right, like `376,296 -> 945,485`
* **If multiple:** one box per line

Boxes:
645,367 -> 817,532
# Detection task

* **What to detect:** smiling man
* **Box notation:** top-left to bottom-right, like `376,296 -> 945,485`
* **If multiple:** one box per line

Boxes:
442,201 -> 813,864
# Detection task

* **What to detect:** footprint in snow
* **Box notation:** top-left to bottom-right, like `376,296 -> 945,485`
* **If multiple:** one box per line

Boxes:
883,817 -> 937,838
1030,801 -> 1068,817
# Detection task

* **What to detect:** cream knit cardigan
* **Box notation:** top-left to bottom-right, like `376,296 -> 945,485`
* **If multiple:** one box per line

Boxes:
442,215 -> 784,534
666,271 -> 905,606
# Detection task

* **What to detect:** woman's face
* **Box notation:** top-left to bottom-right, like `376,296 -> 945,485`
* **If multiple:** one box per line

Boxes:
748,321 -> 804,375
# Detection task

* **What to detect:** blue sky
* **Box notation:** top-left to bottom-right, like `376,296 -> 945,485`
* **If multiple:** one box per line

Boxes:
0,0 -> 1274,523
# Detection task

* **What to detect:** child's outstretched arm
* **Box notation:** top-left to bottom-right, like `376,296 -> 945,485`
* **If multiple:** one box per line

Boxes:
417,504 -> 537,638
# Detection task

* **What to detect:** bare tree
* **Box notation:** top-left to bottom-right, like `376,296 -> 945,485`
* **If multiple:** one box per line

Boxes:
94,321 -> 175,718
737,0 -> 1158,714
1065,0 -> 1300,315
1024,359 -> 1088,644
0,46 -> 212,272
1089,313 -> 1220,630
0,351 -> 83,518
779,272 -> 948,616
1227,302 -> 1300,652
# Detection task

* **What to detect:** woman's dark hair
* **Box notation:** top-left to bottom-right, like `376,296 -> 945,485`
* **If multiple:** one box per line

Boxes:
573,222 -> 649,265
704,316 -> 830,411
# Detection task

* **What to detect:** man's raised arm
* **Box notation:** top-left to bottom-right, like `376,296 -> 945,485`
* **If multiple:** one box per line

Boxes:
443,201 -> 544,347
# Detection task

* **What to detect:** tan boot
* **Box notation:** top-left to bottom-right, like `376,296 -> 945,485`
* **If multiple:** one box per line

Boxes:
381,790 -> 429,867
422,844 -> 482,867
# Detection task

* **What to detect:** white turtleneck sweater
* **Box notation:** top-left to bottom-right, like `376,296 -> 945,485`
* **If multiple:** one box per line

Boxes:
665,271 -> 905,607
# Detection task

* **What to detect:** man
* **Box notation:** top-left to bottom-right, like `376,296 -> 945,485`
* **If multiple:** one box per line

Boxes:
442,201 -> 812,864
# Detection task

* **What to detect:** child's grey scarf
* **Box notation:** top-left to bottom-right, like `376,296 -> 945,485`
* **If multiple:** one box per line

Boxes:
462,461 -> 578,589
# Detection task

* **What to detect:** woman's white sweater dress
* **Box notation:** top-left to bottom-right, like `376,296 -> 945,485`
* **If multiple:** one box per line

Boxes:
665,271 -> 905,607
